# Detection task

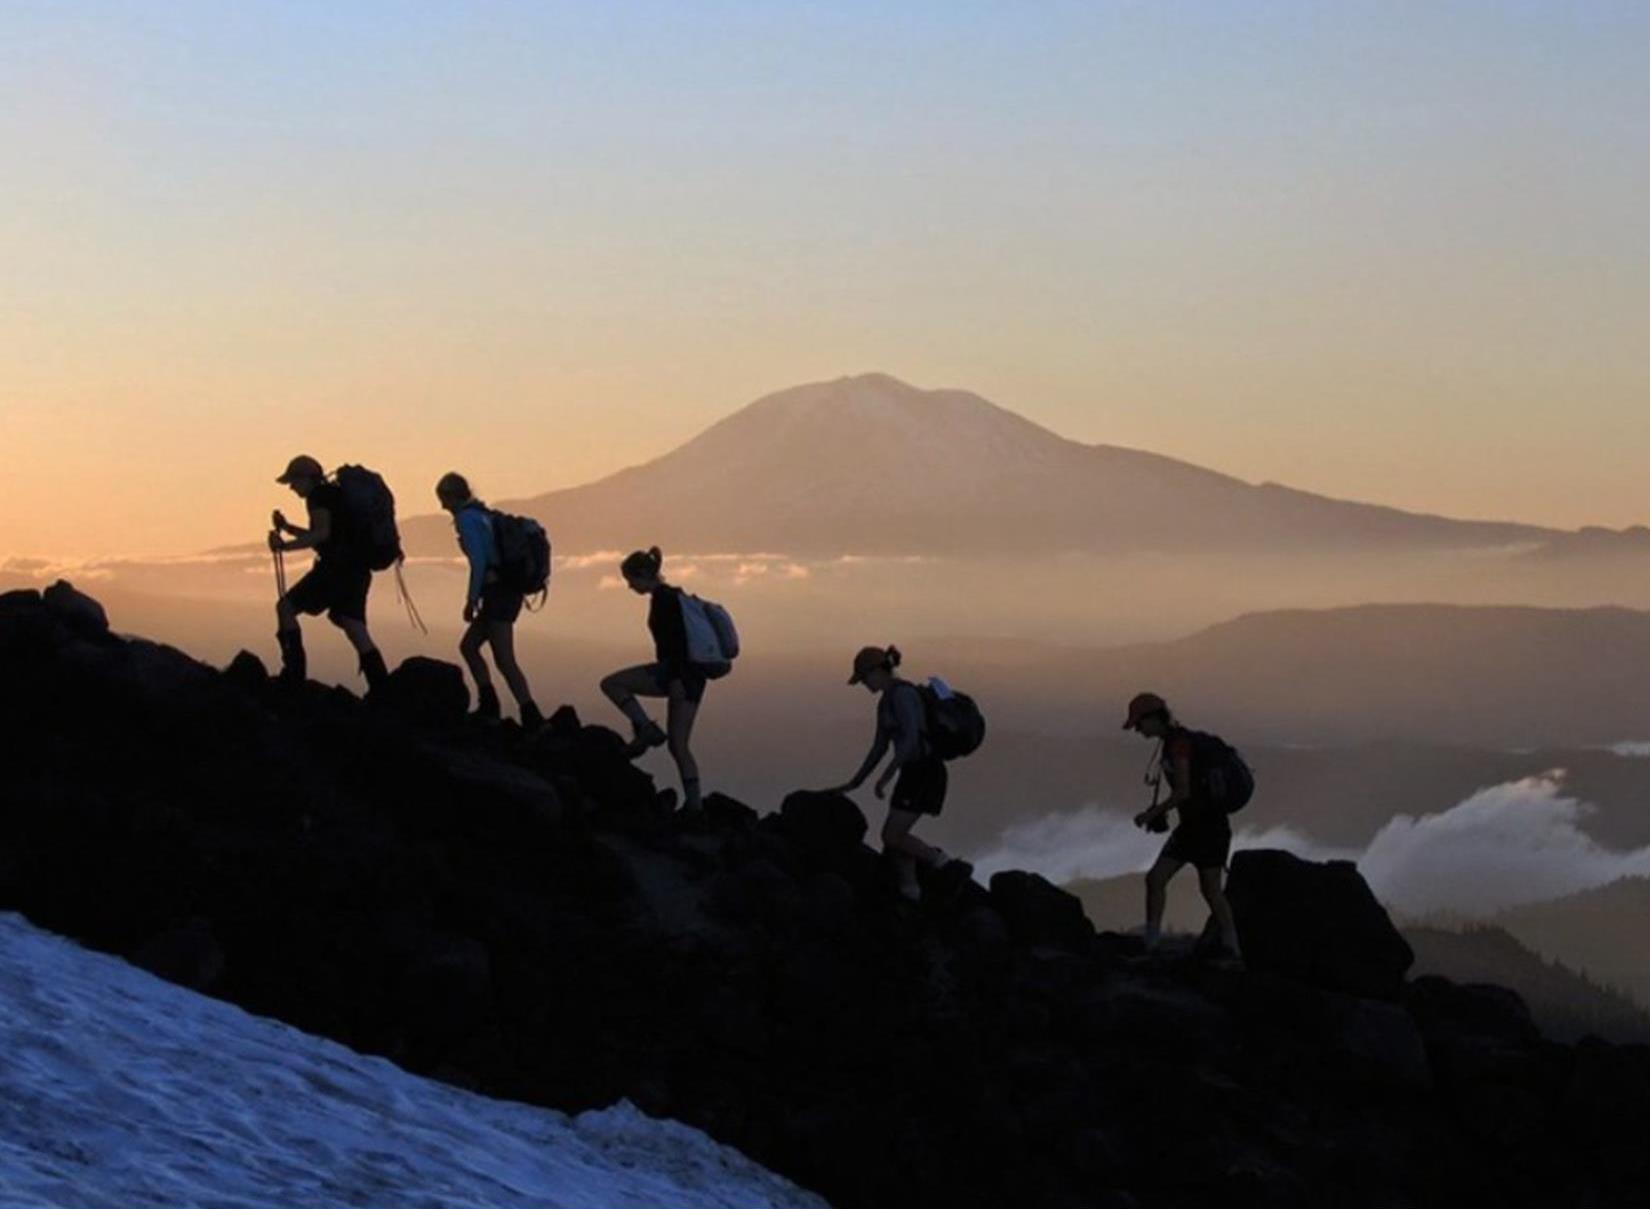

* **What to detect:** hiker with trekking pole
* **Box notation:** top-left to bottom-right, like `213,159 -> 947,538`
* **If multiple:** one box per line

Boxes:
599,546 -> 738,816
827,645 -> 982,902
1124,692 -> 1251,967
269,454 -> 411,697
436,472 -> 549,729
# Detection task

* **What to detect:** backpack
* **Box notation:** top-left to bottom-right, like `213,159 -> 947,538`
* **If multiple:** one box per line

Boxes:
333,465 -> 403,571
1186,729 -> 1256,814
489,510 -> 552,598
916,678 -> 987,761
679,592 -> 740,679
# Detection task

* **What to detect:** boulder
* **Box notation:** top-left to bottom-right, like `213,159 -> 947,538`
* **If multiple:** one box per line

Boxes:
381,656 -> 469,727
778,791 -> 868,866
1227,849 -> 1413,1000
988,870 -> 1095,950
223,649 -> 270,693
42,579 -> 109,636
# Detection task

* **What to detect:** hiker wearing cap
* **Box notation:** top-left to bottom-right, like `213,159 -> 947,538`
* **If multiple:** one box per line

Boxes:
599,547 -> 709,813
269,455 -> 389,694
1124,692 -> 1242,965
829,645 -> 960,902
436,473 -> 543,730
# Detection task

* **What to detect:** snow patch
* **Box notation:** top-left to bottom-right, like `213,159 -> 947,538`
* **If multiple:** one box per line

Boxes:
0,914 -> 825,1209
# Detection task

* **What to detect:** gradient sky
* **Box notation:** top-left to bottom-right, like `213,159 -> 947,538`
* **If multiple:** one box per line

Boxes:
3,1 -> 1647,557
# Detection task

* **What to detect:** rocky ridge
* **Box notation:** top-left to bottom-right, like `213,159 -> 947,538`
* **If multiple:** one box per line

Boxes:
3,582 -> 1648,1208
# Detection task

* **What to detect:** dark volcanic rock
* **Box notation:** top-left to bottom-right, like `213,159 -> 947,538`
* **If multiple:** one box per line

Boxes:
2,587 -> 1648,1209
42,578 -> 110,636
988,870 -> 1095,950
777,790 -> 868,867
381,656 -> 469,725
1228,848 -> 1415,999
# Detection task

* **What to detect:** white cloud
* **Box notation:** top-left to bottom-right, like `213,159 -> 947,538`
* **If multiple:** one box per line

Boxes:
971,770 -> 1650,919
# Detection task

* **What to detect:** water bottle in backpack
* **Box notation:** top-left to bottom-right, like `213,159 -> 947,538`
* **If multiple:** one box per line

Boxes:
918,677 -> 986,761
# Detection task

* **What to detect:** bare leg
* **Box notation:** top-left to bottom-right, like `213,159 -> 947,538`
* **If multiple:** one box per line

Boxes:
1197,865 -> 1242,957
881,808 -> 945,867
459,620 -> 493,691
601,666 -> 669,750
334,616 -> 376,657
666,685 -> 701,808
486,621 -> 534,708
880,809 -> 930,900
1144,854 -> 1184,950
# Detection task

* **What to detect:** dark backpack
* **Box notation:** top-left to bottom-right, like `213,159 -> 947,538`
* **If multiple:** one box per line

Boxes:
916,681 -> 987,761
489,510 -> 552,597
1186,729 -> 1255,814
334,465 -> 402,571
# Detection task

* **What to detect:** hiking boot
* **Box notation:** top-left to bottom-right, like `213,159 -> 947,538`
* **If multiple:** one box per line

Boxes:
474,685 -> 502,723
519,700 -> 545,731
276,631 -> 307,688
624,719 -> 668,758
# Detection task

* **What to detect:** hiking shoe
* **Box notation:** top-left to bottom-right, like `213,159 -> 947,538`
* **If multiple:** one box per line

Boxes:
624,719 -> 668,758
1206,949 -> 1245,973
474,686 -> 502,723
519,701 -> 545,731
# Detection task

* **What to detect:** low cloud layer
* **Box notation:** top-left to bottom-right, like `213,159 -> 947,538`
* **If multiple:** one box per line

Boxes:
974,771 -> 1650,918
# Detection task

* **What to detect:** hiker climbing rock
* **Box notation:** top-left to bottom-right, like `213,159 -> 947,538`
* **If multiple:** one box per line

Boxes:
269,455 -> 392,695
436,473 -> 548,730
599,547 -> 737,814
830,645 -> 980,902
1124,692 -> 1252,966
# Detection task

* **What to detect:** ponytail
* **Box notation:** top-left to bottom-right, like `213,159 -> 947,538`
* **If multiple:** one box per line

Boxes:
884,645 -> 902,672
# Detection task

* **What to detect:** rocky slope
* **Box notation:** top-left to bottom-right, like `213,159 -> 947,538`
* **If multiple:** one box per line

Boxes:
4,582 -> 1649,1208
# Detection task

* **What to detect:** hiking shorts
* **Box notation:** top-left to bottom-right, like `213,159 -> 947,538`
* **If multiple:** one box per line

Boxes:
891,755 -> 948,817
643,660 -> 708,705
286,559 -> 371,625
1163,813 -> 1232,871
478,582 -> 524,624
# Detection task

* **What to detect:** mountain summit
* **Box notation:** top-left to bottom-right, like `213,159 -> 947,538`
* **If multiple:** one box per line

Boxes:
406,374 -> 1552,557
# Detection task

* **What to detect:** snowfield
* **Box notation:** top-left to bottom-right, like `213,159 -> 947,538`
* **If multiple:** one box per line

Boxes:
0,913 -> 827,1209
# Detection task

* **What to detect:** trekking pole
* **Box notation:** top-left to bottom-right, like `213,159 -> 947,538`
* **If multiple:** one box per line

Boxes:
272,544 -> 287,601
393,559 -> 429,636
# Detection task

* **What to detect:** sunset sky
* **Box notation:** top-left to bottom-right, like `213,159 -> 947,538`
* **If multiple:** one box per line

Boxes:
4,2 -> 1647,558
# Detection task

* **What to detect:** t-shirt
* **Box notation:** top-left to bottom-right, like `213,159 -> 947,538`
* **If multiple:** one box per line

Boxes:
877,680 -> 928,764
306,482 -> 351,563
647,585 -> 690,664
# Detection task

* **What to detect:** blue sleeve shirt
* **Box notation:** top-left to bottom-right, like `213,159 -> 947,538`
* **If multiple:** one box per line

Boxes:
453,506 -> 496,606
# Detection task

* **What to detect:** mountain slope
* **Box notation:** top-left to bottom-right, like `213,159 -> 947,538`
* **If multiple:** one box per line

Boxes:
401,373 -> 1559,557
1495,878 -> 1650,1008
13,583 -> 1650,1207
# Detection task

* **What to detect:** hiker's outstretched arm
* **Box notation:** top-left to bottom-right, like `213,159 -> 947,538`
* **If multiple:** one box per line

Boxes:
841,729 -> 890,791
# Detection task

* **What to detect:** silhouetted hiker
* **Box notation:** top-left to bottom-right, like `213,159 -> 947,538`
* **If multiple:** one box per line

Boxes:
436,473 -> 546,729
269,455 -> 389,695
1125,692 -> 1248,966
600,547 -> 736,814
830,646 -> 978,902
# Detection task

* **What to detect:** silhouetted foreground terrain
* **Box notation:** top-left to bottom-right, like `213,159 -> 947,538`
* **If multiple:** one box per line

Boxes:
6,583 -> 1650,1208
